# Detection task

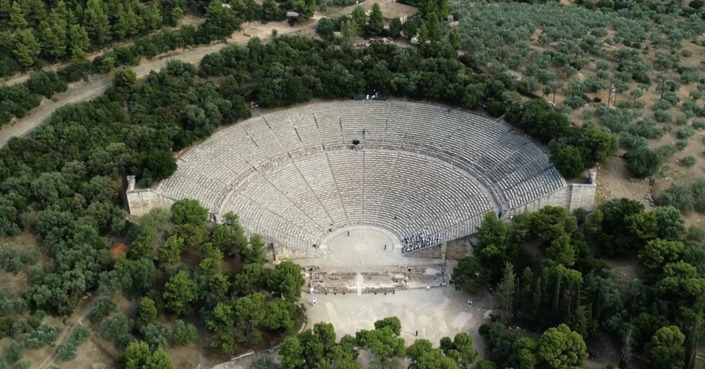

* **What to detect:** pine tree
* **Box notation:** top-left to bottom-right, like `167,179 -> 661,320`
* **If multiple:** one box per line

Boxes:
139,2 -> 162,33
9,2 -> 28,29
352,6 -> 366,35
496,262 -> 516,324
84,0 -> 111,46
68,24 -> 90,54
13,28 -> 41,68
137,297 -> 158,328
39,18 -> 67,59
0,0 -> 12,25
368,3 -> 384,36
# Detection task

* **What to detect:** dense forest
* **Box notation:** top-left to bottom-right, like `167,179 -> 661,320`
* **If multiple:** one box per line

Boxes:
0,0 -> 318,77
0,0 -> 308,126
452,203 -> 705,369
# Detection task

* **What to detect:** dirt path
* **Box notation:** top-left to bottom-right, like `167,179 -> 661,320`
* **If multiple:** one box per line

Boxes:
0,16 -> 207,87
0,20 -> 316,148
36,296 -> 97,369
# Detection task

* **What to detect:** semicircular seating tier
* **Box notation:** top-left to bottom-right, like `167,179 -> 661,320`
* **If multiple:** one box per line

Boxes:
155,101 -> 567,253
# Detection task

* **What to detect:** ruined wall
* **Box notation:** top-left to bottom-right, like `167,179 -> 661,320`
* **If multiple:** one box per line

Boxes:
125,176 -> 172,217
506,169 -> 596,217
404,244 -> 443,259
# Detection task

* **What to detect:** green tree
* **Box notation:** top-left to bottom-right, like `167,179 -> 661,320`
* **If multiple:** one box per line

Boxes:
261,0 -> 279,22
407,339 -> 433,363
418,0 -> 449,20
206,302 -> 237,354
130,229 -> 156,259
171,320 -> 197,346
389,17 -> 402,38
424,13 -> 442,41
535,324 -> 587,369
418,23 -> 429,42
652,206 -> 685,240
473,211 -> 515,284
625,146 -> 662,178
589,198 -> 656,257
440,333 -> 477,368
9,2 -> 27,29
156,235 -> 184,266
89,293 -> 117,323
137,297 -> 158,328
266,261 -> 304,302
340,20 -> 358,49
163,270 -> 197,316
646,325 -> 686,369
368,4 -> 384,36
212,212 -> 249,257
100,312 -> 134,350
495,262 -> 516,324
545,234 -> 576,267
174,223 -> 208,249
279,336 -> 305,369
448,28 -> 460,49
233,263 -> 265,295
84,0 -> 111,46
68,24 -> 90,55
660,185 -> 694,212
171,199 -> 208,225
243,234 -> 266,264
352,6 -> 367,35
402,20 -> 417,38
356,323 -> 406,367
316,17 -> 335,40
374,317 -> 402,336
639,239 -> 685,279
551,144 -> 585,178
13,29 -> 41,68
451,257 -> 485,293
577,123 -> 618,167
40,15 -> 68,59
120,341 -> 174,369
115,69 -> 138,100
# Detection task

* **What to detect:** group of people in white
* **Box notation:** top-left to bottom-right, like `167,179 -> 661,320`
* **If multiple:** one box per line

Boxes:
401,233 -> 442,253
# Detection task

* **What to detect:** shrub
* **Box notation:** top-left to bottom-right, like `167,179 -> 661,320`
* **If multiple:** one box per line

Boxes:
100,312 -> 134,350
676,140 -> 688,151
660,185 -> 695,211
24,324 -> 61,349
682,156 -> 697,167
629,119 -> 664,139
620,133 -> 648,149
676,116 -> 688,126
677,127 -> 695,139
686,225 -> 705,242
0,245 -> 22,274
55,325 -> 91,361
89,294 -> 117,324
693,121 -> 705,130
5,340 -> 23,363
171,320 -> 198,346
625,146 -> 662,178
654,109 -> 672,123
692,178 -> 705,211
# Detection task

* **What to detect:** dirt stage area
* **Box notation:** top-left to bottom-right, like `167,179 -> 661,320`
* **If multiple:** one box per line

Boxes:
292,227 -> 491,356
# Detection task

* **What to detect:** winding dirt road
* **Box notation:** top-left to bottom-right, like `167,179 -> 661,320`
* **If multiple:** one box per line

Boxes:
0,21 -> 317,148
